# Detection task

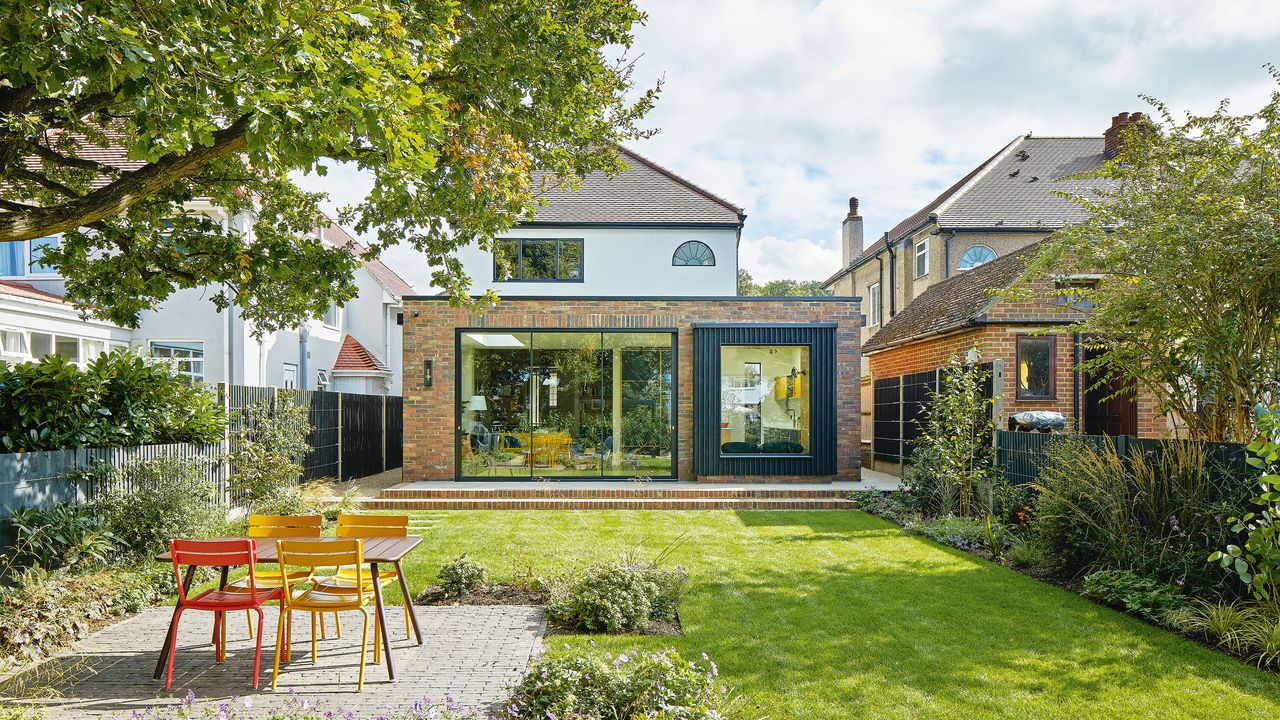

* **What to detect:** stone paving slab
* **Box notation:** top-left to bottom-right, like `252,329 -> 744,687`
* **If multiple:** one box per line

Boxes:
15,604 -> 545,718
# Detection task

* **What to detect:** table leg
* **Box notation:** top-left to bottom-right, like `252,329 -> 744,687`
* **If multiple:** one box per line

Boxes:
370,562 -> 394,680
212,566 -> 229,645
154,565 -> 197,680
394,560 -> 423,645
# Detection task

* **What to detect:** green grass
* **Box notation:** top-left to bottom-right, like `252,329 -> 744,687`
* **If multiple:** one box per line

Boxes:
383,510 -> 1280,720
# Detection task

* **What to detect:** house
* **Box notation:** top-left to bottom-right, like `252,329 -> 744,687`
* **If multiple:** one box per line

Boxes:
0,203 -> 414,395
822,112 -> 1155,468
401,148 -> 862,483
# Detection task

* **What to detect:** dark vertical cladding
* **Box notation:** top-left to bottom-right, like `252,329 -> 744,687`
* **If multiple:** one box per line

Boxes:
693,324 -> 837,476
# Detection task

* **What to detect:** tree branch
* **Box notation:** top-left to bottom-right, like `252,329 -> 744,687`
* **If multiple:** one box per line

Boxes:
0,114 -> 253,242
24,140 -> 118,174
11,166 -> 82,197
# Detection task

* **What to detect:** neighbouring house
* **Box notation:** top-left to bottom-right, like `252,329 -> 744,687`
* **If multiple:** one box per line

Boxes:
822,112 -> 1157,469
402,148 -> 862,483
0,180 -> 413,395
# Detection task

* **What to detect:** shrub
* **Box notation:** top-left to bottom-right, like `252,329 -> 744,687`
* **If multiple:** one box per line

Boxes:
0,565 -> 174,671
1029,437 -> 1250,592
439,554 -> 488,598
502,648 -> 736,720
91,457 -> 224,561
548,560 -> 687,633
848,490 -> 921,524
907,516 -> 986,552
1082,569 -> 1187,621
5,503 -> 118,572
0,349 -> 225,452
1210,403 -> 1280,603
229,395 -> 312,512
1169,599 -> 1262,653
909,351 -> 997,518
1005,535 -> 1050,570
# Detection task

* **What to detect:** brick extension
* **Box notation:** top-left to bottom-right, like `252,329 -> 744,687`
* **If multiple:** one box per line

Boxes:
401,297 -> 863,483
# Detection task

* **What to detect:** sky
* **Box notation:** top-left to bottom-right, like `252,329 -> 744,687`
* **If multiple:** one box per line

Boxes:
295,0 -> 1280,290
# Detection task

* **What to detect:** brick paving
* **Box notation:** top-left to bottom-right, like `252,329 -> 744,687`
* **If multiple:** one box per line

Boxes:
15,604 -> 545,718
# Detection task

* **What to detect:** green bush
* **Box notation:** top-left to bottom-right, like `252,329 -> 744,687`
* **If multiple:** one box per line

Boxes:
229,395 -> 312,512
1210,403 -> 1280,603
5,503 -> 118,572
1082,569 -> 1187,621
848,490 -> 921,524
92,457 -> 225,561
439,554 -> 488,598
909,352 -> 996,518
1029,437 -> 1250,593
907,516 -> 986,552
548,560 -> 687,633
503,647 -> 736,720
0,349 -> 225,452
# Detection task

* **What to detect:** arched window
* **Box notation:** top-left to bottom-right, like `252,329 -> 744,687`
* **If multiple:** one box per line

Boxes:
672,241 -> 715,266
958,245 -> 996,270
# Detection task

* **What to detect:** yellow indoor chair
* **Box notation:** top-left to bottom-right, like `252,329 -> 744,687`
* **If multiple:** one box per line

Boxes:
224,515 -> 322,641
312,514 -> 413,639
272,538 -> 380,691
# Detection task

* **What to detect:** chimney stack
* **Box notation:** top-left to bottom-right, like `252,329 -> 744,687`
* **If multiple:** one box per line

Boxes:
1104,111 -> 1146,159
841,196 -> 864,268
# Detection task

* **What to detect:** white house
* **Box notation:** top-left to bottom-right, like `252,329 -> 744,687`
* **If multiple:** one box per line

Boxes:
454,147 -> 745,296
0,215 -> 414,396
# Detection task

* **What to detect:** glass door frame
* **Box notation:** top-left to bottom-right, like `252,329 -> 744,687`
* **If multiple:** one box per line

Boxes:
453,327 -> 679,481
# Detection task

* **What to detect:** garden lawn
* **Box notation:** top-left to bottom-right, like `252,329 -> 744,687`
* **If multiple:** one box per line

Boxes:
384,510 -> 1280,720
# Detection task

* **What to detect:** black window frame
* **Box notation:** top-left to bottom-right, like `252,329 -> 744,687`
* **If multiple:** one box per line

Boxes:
672,240 -> 716,267
493,238 -> 584,283
1015,334 -> 1057,400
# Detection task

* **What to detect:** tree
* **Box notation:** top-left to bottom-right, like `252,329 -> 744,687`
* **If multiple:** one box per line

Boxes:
0,0 -> 657,332
1022,74 -> 1280,442
737,269 -> 829,297
912,349 -> 996,518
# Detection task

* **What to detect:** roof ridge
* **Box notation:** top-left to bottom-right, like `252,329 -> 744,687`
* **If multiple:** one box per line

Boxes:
616,145 -> 746,218
932,135 -> 1024,218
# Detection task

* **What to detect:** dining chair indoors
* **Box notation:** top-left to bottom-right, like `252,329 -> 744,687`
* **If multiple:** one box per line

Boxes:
273,538 -> 380,691
163,538 -> 281,690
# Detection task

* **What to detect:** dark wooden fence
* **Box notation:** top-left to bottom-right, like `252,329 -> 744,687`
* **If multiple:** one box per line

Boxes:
873,361 -> 999,465
220,384 -> 402,482
995,429 -> 1251,487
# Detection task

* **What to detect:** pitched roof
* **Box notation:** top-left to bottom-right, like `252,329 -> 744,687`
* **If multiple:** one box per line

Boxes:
527,147 -> 745,226
0,280 -> 73,305
824,135 -> 1108,289
861,242 -> 1044,354
332,334 -> 390,373
320,222 -> 417,299
936,136 -> 1106,229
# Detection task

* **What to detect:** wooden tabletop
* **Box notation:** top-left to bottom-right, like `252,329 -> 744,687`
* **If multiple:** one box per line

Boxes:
154,535 -> 422,564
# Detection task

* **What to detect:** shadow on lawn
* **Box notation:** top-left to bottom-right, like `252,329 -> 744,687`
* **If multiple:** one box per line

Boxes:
689,521 -> 1280,717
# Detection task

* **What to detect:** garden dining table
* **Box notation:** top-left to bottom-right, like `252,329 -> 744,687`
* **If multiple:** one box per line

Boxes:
152,535 -> 423,682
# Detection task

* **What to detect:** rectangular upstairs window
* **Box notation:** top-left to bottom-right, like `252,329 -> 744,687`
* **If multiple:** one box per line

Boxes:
915,239 -> 929,278
1016,335 -> 1056,400
867,282 -> 881,326
494,238 -> 583,282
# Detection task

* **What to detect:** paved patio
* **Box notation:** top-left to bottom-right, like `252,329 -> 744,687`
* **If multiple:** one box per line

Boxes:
14,604 -> 545,718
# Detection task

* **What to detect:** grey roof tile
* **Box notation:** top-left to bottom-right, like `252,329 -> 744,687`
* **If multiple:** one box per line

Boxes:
527,147 -> 744,226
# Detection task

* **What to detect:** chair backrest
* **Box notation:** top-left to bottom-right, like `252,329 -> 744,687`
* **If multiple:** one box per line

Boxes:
335,514 -> 409,538
275,538 -> 364,595
247,515 -> 323,538
170,538 -> 258,602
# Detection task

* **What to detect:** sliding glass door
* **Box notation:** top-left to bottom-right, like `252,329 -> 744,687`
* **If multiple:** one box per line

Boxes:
458,330 -> 675,479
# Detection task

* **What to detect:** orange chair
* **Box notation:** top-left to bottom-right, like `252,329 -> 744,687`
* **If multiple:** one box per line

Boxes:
312,514 -> 413,639
163,539 -> 282,690
273,539 -> 379,691
225,515 -> 323,640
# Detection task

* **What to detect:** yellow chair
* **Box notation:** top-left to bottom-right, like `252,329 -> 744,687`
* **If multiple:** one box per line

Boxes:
313,514 -> 412,638
272,538 -> 379,691
225,515 -> 322,641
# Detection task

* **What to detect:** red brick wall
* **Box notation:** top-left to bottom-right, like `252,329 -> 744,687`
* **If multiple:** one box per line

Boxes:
401,298 -> 863,483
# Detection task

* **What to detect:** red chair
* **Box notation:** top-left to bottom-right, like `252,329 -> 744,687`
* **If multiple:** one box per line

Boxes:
164,538 -> 283,690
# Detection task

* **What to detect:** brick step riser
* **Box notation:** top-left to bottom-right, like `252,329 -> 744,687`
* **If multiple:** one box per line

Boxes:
379,489 -> 851,500
362,499 -> 854,510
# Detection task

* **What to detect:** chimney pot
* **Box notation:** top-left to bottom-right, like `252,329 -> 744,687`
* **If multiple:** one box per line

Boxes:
1104,110 -> 1146,159
847,196 -> 859,218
